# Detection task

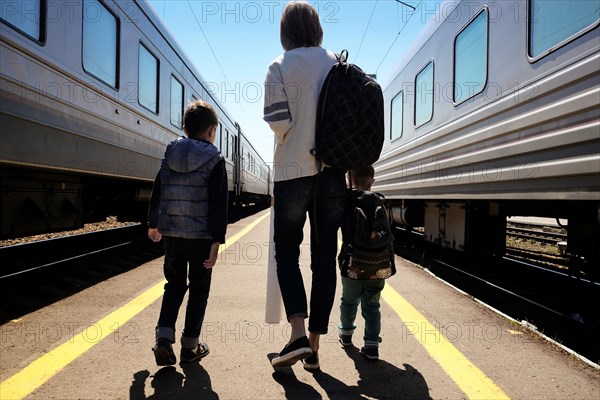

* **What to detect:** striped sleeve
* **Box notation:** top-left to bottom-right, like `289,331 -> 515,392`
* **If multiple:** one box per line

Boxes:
264,101 -> 290,122
264,62 -> 292,143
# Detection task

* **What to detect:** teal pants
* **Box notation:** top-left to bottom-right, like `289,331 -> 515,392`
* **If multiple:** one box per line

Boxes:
339,276 -> 385,345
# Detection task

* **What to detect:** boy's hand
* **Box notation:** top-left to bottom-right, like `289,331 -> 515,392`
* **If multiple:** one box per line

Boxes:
204,242 -> 220,268
148,228 -> 162,243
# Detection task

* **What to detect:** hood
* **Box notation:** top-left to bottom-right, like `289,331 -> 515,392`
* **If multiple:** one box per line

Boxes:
163,137 -> 220,173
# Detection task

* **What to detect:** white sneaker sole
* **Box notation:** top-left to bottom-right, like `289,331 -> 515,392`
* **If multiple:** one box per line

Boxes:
271,347 -> 313,367
303,361 -> 319,371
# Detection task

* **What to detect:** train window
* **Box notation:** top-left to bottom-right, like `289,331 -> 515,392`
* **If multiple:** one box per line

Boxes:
82,0 -> 118,88
414,61 -> 434,127
224,129 -> 229,158
138,43 -> 159,114
0,0 -> 44,42
453,8 -> 488,105
170,76 -> 184,129
390,91 -> 403,141
528,0 -> 600,61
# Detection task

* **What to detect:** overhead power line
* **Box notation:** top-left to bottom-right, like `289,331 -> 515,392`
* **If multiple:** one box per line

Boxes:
186,0 -> 231,89
185,1 -> 258,135
395,1 -> 416,11
375,0 -> 423,75
355,0 -> 379,63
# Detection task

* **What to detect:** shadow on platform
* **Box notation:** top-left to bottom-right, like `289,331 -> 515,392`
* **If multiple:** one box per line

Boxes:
269,348 -> 430,400
129,363 -> 218,400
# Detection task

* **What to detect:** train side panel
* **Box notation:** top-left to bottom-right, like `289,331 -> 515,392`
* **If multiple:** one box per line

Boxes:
239,132 -> 270,201
375,0 -> 599,265
0,1 -> 270,238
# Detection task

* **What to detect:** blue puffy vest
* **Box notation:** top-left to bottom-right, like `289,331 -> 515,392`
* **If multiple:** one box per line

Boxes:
157,137 -> 223,239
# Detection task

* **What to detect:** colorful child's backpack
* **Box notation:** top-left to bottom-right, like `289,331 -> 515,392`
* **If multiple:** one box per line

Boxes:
339,190 -> 396,280
314,50 -> 384,170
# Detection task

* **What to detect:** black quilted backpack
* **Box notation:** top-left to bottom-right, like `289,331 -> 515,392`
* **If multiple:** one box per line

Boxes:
338,190 -> 396,280
314,50 -> 384,170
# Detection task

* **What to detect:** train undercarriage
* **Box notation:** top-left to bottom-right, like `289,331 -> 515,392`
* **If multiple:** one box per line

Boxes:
0,167 -> 153,238
391,199 -> 600,276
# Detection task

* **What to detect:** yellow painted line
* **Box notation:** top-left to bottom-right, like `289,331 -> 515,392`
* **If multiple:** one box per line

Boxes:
382,284 -> 510,400
0,211 -> 270,400
337,238 -> 508,398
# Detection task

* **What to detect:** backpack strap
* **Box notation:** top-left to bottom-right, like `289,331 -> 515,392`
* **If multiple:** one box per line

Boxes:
312,49 -> 351,242
348,169 -> 353,190
313,49 -> 348,163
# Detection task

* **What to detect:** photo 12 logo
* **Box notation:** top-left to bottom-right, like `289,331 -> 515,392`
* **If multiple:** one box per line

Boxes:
198,1 -> 339,24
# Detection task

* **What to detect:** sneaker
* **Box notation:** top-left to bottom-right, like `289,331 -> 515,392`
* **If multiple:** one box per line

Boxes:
303,351 -> 319,371
360,345 -> 379,360
153,339 -> 176,366
271,336 -> 313,367
180,342 -> 210,363
339,333 -> 353,347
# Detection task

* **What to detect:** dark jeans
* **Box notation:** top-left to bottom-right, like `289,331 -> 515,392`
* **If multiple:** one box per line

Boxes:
156,236 -> 212,346
273,168 -> 346,334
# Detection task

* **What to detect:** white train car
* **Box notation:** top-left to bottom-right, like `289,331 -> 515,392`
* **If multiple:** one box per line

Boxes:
375,0 -> 599,266
0,0 -> 270,238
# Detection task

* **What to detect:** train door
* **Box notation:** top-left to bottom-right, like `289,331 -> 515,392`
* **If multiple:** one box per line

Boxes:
216,123 -> 222,152
232,125 -> 241,198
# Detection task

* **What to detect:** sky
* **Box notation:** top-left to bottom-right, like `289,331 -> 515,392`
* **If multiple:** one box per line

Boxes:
146,0 -> 445,164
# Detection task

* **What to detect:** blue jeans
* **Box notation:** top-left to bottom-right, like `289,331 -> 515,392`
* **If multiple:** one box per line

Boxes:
339,276 -> 385,345
156,236 -> 212,348
274,168 -> 346,334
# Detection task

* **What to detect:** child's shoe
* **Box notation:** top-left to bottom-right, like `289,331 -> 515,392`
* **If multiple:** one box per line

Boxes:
180,342 -> 210,363
153,339 -> 176,366
302,351 -> 319,371
339,333 -> 353,347
360,345 -> 379,360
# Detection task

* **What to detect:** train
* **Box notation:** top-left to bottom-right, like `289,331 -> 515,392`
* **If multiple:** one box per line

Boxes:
374,0 -> 599,268
0,0 -> 271,239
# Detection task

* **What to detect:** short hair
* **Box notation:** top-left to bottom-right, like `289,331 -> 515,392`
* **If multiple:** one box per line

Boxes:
351,166 -> 375,189
280,1 -> 323,51
183,100 -> 218,139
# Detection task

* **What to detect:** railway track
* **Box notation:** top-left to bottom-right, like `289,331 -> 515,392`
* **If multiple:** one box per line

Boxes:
1,224 -> 147,280
0,224 -> 163,323
393,226 -> 600,364
0,204 -> 268,323
505,222 -> 577,275
506,226 -> 567,245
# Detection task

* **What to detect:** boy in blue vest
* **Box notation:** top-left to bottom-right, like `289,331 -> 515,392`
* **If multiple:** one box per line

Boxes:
147,100 -> 228,366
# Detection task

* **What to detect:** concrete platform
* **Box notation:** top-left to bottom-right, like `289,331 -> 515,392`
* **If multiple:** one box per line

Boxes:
1,209 -> 598,400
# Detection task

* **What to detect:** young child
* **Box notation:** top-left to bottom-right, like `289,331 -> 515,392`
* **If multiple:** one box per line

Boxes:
338,166 -> 395,360
147,100 -> 228,366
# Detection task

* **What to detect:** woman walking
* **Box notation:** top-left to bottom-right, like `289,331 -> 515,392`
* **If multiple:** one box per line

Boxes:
263,1 -> 346,371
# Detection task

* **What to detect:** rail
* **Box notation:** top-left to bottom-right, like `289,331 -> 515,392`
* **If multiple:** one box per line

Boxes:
0,224 -> 147,280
